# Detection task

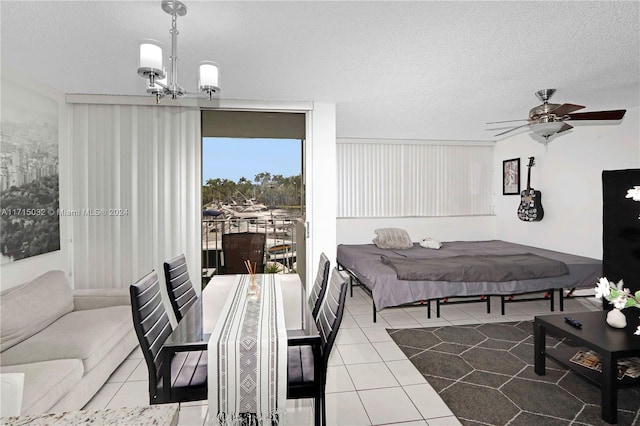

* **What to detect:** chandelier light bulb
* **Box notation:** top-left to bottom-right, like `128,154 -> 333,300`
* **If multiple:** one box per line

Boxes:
199,61 -> 220,97
138,40 -> 164,72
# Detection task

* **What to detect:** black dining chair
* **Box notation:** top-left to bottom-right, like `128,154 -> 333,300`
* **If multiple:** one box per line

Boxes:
129,270 -> 207,404
287,268 -> 348,426
163,254 -> 198,323
221,232 -> 266,274
308,253 -> 331,320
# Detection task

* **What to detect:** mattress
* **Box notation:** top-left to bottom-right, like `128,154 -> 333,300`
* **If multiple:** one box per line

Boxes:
336,240 -> 602,311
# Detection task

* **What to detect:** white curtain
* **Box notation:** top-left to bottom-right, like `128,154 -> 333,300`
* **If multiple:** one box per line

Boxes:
70,103 -> 201,290
337,140 -> 493,217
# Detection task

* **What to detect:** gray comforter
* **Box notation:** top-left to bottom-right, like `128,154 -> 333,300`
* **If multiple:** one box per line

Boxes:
381,253 -> 569,282
336,241 -> 602,311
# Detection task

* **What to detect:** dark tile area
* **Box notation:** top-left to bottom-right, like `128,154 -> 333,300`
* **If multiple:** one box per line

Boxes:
388,321 -> 640,425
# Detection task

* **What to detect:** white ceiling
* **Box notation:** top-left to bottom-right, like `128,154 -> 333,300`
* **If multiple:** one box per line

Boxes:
2,1 -> 639,141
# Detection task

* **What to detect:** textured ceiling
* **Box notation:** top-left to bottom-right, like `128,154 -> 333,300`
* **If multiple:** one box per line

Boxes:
1,1 -> 639,141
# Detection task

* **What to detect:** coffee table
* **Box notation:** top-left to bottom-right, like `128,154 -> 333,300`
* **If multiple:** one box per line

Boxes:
534,310 -> 640,424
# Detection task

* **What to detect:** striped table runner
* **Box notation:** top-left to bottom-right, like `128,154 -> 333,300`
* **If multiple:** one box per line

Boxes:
208,274 -> 287,425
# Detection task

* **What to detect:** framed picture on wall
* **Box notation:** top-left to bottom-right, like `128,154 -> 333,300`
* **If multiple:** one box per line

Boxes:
503,158 -> 520,195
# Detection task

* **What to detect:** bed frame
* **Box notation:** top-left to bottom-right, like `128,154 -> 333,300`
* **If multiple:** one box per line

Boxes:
336,240 -> 601,322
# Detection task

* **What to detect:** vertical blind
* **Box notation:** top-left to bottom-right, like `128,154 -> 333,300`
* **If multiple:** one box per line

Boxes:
70,103 -> 201,289
337,140 -> 494,217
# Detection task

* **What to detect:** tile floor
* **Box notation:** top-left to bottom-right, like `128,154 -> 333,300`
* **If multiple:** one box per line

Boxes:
84,287 -> 600,425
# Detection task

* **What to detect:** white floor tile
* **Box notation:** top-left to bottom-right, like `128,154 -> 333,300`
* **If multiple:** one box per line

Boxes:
358,387 -> 422,424
426,416 -> 463,425
128,360 -> 149,381
126,346 -> 143,360
347,303 -> 376,316
107,359 -> 141,383
338,342 -> 383,364
328,347 -> 344,366
380,311 -> 421,327
346,362 -> 399,390
178,403 -> 208,426
326,364 -> 356,393
404,383 -> 455,420
335,327 -> 369,344
373,341 -> 408,361
361,326 -> 394,342
325,391 -> 371,425
438,307 -> 475,321
386,360 -> 427,386
353,314 -> 390,328
82,382 -> 121,410
106,381 -> 149,409
339,314 -> 359,329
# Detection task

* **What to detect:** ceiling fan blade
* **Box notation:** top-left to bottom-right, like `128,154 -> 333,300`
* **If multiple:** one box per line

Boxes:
494,123 -> 529,137
549,103 -> 585,116
557,123 -> 573,133
486,119 -> 528,124
566,109 -> 626,121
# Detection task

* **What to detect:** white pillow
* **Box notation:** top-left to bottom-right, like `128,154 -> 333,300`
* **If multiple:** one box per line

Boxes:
419,237 -> 442,249
372,228 -> 414,249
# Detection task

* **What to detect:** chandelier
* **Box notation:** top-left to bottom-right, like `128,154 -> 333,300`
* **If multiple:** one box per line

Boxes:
137,0 -> 219,103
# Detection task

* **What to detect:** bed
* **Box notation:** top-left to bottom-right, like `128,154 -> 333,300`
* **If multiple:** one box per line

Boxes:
336,240 -> 602,321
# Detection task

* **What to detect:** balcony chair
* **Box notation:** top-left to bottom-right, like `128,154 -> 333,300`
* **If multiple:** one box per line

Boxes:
287,268 -> 348,426
221,232 -> 266,274
129,270 -> 207,404
163,254 -> 198,323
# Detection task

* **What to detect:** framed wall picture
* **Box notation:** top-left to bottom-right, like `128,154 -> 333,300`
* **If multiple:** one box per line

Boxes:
503,158 -> 520,195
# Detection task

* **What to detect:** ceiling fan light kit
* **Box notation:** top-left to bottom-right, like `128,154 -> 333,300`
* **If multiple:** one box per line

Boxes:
137,0 -> 220,103
488,89 -> 626,142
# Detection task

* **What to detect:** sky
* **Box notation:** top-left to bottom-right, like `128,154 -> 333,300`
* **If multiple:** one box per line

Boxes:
202,137 -> 302,184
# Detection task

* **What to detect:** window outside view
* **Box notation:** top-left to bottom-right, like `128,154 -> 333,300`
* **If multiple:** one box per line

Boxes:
202,138 -> 302,278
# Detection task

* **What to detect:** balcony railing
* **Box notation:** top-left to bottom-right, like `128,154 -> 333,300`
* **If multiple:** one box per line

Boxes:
202,216 -> 297,281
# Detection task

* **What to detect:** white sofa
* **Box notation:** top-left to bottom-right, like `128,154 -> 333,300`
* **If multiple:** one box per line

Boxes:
0,270 -> 138,415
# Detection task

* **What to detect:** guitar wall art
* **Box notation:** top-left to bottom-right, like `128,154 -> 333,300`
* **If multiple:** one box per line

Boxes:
518,157 -> 544,222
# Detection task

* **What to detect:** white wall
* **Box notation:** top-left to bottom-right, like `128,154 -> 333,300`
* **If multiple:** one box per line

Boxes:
494,106 -> 640,259
0,67 -> 71,290
307,103 -> 337,266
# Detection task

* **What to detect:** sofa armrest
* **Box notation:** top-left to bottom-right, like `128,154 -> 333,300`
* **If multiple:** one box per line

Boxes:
73,289 -> 130,311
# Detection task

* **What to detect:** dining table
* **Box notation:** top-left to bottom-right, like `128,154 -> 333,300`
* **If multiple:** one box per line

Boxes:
162,273 -> 303,425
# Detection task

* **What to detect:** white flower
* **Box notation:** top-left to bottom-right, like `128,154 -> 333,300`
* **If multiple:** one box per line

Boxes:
626,186 -> 640,202
635,326 -> 640,336
611,294 -> 628,310
595,277 -> 612,299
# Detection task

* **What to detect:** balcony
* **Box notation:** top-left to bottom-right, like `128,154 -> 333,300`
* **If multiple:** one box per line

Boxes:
202,214 -> 298,284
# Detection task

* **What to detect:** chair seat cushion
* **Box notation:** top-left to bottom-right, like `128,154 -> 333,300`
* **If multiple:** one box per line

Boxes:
287,345 -> 315,386
172,350 -> 208,389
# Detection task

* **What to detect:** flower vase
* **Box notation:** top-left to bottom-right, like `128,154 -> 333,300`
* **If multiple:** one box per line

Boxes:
606,308 -> 627,329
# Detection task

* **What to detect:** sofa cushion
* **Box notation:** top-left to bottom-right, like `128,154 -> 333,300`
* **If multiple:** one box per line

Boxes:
0,359 -> 83,415
0,270 -> 73,352
0,305 -> 133,373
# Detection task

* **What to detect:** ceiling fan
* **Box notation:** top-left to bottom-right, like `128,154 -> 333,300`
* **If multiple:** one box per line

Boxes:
488,89 -> 626,141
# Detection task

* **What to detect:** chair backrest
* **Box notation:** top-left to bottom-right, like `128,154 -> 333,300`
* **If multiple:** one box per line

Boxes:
163,254 -> 198,323
308,253 -> 330,320
221,232 -> 266,274
130,270 -> 173,403
314,268 -> 348,371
